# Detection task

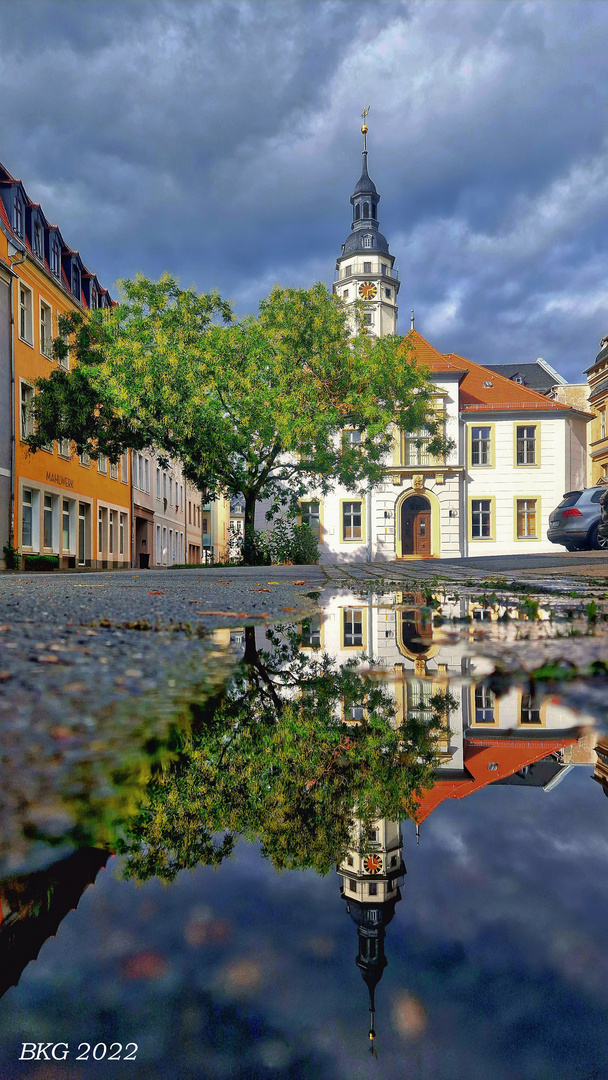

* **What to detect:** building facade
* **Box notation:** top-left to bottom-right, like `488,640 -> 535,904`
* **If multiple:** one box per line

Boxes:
0,162 -> 130,568
585,335 -> 608,484
281,131 -> 593,562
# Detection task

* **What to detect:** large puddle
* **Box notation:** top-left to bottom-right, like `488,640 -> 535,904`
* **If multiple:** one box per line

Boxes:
1,582 -> 608,1079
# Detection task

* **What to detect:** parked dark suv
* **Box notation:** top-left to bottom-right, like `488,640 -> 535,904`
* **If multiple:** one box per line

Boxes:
598,487 -> 608,547
547,486 -> 608,551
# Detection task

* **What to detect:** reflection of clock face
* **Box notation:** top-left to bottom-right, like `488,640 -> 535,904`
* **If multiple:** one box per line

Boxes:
359,281 -> 377,300
363,853 -> 382,874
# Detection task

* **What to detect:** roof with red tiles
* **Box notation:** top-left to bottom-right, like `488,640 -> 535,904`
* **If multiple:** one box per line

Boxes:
402,329 -> 591,415
412,734 -> 578,823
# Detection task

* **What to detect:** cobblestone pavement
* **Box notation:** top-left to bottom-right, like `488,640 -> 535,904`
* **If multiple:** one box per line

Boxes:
322,550 -> 608,587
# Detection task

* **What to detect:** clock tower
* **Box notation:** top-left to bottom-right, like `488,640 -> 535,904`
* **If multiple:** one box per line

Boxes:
333,115 -> 400,337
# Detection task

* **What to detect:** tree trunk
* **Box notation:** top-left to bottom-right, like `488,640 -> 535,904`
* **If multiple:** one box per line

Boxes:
242,491 -> 258,565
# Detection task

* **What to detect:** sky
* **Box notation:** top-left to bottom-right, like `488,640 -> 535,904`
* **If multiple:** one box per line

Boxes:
1,0 -> 608,382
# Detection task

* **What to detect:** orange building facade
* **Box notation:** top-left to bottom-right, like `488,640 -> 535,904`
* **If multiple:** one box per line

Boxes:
0,163 -> 131,568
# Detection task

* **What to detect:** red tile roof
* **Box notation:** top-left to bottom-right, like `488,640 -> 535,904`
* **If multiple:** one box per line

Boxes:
403,329 -> 570,413
412,734 -> 578,823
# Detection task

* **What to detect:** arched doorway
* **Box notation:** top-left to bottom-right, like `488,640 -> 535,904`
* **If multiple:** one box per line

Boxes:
400,495 -> 431,556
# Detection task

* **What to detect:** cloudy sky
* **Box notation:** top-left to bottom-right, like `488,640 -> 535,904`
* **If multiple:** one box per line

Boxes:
1,0 -> 608,381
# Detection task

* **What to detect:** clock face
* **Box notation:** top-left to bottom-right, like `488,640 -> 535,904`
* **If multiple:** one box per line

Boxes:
363,853 -> 382,875
358,281 -> 377,300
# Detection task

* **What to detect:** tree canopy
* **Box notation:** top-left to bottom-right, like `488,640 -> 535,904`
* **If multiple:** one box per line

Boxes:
27,274 -> 449,561
118,624 -> 447,882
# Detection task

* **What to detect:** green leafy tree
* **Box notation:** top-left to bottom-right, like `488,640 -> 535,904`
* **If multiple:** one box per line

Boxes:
26,275 -> 449,563
119,625 -> 446,882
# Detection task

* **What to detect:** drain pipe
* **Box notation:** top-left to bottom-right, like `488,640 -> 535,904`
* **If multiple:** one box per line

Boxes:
366,487 -> 372,563
7,242 -> 26,547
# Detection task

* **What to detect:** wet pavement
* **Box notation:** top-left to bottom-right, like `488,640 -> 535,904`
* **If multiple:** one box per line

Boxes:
0,565 -> 607,1078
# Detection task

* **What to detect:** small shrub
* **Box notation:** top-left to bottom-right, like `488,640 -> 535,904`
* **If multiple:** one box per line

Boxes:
2,543 -> 20,570
23,554 -> 59,571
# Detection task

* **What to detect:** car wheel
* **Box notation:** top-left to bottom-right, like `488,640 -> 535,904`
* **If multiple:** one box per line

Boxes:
589,524 -> 608,551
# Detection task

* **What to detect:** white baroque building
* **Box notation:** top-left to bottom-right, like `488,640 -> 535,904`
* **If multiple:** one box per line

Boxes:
280,130 -> 593,563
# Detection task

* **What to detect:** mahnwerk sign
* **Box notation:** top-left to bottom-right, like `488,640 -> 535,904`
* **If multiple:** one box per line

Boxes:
45,471 -> 75,490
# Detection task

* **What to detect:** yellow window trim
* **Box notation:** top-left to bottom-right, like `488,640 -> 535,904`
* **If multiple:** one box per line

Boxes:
298,498 -> 324,541
513,421 -> 541,468
516,688 -> 548,727
470,684 -> 499,725
299,613 -> 325,650
339,497 -> 366,544
468,495 -> 496,542
340,606 -> 367,650
468,421 -> 495,469
513,495 -> 542,542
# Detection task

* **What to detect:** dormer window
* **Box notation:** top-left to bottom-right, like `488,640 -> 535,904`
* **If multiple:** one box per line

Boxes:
72,264 -> 80,299
13,195 -> 23,236
50,238 -> 60,277
363,235 -> 373,248
33,221 -> 43,258
90,286 -> 97,310
363,202 -> 369,218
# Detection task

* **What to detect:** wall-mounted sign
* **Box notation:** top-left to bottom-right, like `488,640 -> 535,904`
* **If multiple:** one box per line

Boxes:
45,471 -> 74,490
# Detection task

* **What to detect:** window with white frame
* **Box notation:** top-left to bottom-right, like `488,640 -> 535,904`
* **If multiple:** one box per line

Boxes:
602,409 -> 607,439
79,449 -> 90,467
110,460 -> 118,480
121,452 -> 129,483
62,499 -> 71,551
33,220 -> 43,258
19,285 -> 33,343
516,498 -> 537,539
98,508 -> 104,553
401,427 -> 432,466
343,608 -> 363,647
342,501 -> 362,541
43,494 -> 54,549
471,499 -> 492,539
474,684 -> 495,723
119,513 -> 126,556
58,438 -> 70,459
156,525 -> 161,563
20,383 -> 34,439
300,500 -> 320,539
471,426 -> 491,466
72,264 -> 81,299
156,467 -> 161,499
50,237 -> 60,277
40,300 -> 52,358
516,425 -> 537,465
98,454 -> 107,474
145,458 -> 150,493
520,692 -> 542,725
109,511 -> 114,555
21,490 -> 33,548
301,615 -> 322,648
13,195 -> 23,236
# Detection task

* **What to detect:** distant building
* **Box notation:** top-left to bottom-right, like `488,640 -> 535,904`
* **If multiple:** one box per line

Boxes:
584,335 -> 608,484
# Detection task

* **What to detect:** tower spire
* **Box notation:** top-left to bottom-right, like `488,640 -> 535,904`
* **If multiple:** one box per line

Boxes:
360,105 -> 370,153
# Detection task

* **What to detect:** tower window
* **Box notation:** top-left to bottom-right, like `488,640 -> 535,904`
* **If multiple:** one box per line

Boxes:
371,204 -> 376,219
385,288 -> 391,298
363,262 -> 371,272
355,205 -> 360,220
363,235 -> 373,248
363,202 -> 369,218
344,265 -> 352,278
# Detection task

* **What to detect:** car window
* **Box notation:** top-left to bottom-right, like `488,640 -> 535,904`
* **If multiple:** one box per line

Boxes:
556,491 -> 582,509
591,489 -> 604,503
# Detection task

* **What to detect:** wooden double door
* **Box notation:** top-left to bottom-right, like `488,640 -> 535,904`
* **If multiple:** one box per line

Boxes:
401,495 -> 431,556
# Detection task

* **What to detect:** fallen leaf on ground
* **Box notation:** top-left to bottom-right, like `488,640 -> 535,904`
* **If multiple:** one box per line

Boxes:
267,581 -> 280,585
293,580 -> 308,585
252,588 -> 270,593
148,590 -> 165,595
281,607 -> 297,612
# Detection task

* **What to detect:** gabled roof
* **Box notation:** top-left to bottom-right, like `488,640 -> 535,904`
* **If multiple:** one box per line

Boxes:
402,330 -> 580,414
412,734 -> 578,823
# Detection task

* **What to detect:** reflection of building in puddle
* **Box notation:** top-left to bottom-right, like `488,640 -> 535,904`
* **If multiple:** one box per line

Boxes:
314,592 -> 596,786
338,818 -> 405,1056
0,848 -> 109,1000
592,737 -> 608,796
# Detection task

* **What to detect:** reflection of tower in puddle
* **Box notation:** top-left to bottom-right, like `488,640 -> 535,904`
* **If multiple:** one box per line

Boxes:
338,819 -> 405,1055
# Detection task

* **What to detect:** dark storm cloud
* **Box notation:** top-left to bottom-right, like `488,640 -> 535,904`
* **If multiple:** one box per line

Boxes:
1,0 -> 607,377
